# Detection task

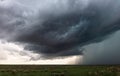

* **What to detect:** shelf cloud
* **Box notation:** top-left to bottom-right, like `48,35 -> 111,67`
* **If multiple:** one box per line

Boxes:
0,0 -> 120,61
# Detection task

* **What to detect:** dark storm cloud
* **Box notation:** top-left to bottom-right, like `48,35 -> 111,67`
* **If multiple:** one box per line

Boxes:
0,0 -> 120,58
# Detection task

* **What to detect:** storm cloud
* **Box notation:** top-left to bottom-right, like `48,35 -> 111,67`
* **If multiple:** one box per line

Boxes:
0,0 -> 120,59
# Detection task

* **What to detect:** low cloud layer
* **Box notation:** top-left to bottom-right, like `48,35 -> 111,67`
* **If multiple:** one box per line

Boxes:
0,40 -> 78,64
0,0 -> 120,62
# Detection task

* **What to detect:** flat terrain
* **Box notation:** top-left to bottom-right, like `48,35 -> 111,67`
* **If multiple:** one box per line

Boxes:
0,65 -> 119,76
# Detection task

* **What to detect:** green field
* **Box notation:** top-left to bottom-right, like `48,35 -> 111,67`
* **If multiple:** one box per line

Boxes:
0,65 -> 119,76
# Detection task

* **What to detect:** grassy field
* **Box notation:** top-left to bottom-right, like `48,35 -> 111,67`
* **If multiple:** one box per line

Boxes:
0,65 -> 119,76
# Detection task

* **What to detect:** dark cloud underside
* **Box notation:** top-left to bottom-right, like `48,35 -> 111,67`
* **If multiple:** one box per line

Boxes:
0,0 -> 120,59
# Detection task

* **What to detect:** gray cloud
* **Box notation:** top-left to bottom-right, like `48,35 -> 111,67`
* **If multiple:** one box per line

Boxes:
0,0 -> 120,59
82,31 -> 120,65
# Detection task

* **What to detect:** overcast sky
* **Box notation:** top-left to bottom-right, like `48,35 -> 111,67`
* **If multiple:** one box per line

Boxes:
0,0 -> 120,64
